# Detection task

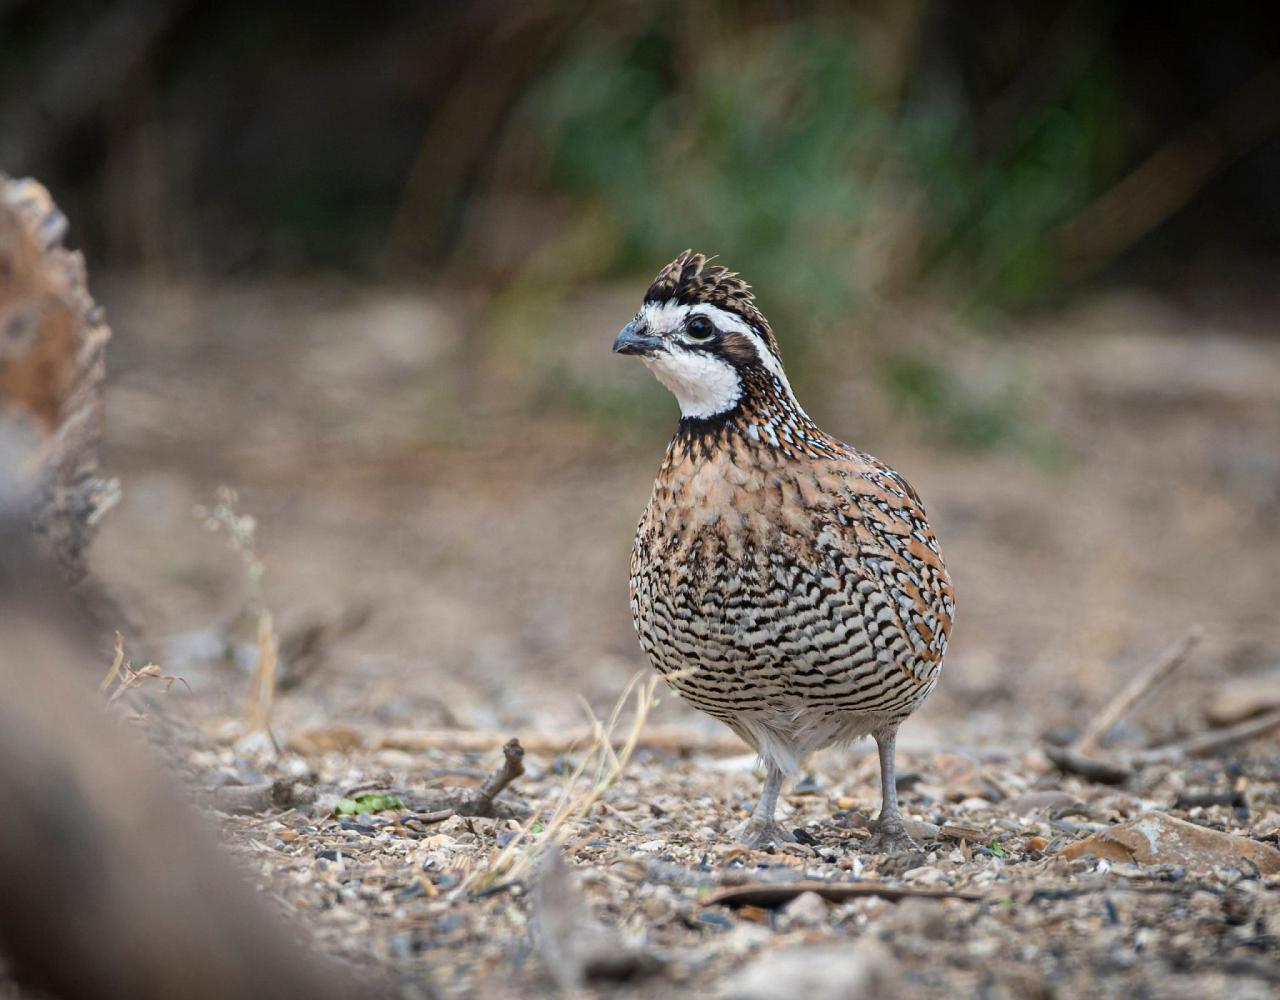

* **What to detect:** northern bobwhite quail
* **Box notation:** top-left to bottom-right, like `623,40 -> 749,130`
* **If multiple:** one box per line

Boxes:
615,251 -> 954,850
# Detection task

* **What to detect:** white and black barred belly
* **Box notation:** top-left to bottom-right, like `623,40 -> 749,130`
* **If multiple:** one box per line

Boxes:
628,428 -> 953,764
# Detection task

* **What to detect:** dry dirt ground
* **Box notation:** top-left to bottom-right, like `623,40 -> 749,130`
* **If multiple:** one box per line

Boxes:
85,277 -> 1280,997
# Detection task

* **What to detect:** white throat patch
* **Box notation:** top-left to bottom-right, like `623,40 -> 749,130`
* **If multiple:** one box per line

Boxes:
642,349 -> 742,419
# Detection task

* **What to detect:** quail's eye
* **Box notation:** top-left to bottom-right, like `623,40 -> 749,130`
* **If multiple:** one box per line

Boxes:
685,316 -> 715,341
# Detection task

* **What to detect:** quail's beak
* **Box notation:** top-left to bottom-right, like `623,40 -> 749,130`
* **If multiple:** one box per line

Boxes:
612,320 -> 663,357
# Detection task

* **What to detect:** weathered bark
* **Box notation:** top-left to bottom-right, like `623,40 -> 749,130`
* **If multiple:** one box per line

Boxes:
0,177 -> 391,999
0,173 -> 117,581
0,525 -> 383,1000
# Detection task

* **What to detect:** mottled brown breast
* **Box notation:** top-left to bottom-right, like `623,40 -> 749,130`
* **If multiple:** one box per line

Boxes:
629,426 -> 953,730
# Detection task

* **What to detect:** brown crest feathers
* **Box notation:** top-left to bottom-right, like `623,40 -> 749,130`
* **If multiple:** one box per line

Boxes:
644,250 -> 780,357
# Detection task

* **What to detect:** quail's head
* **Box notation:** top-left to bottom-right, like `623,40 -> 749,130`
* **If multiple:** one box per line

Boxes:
612,251 -> 794,420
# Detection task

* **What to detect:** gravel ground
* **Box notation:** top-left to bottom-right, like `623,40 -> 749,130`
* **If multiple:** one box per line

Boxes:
71,277 -> 1280,997
175,706 -> 1279,999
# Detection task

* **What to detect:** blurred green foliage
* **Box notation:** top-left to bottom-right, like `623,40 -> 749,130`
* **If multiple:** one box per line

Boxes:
880,353 -> 1067,468
510,9 -> 1125,451
524,13 -> 1124,319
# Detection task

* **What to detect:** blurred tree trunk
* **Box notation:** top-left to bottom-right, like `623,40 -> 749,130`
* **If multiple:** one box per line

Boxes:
0,543 -> 385,1000
0,174 -> 118,581
0,175 -> 390,1000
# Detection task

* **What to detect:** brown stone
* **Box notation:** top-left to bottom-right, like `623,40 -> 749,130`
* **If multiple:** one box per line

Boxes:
1060,811 -> 1280,874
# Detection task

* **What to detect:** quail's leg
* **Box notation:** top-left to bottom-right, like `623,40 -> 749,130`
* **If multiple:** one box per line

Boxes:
737,763 -> 797,848
864,727 -> 918,854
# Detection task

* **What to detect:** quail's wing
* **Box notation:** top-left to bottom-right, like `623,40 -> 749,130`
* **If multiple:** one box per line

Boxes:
822,453 -> 954,685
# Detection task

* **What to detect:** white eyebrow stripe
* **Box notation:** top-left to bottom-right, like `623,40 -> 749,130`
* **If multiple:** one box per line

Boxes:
639,299 -> 691,330
642,300 -> 771,360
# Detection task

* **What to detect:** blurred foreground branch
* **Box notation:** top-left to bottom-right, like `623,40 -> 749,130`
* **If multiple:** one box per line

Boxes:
0,541 -> 378,1000
0,173 -> 118,581
0,174 -> 384,999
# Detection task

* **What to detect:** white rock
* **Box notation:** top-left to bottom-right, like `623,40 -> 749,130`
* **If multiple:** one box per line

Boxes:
902,865 -> 947,885
721,939 -> 891,999
780,891 -> 829,926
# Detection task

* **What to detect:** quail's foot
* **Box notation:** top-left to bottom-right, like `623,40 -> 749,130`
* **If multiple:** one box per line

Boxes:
863,817 -> 919,855
736,817 -> 798,849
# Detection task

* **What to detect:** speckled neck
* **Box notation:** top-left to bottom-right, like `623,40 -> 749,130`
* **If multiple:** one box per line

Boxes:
669,369 -> 839,465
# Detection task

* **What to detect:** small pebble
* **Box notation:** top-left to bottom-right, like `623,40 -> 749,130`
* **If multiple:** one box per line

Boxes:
781,890 -> 829,926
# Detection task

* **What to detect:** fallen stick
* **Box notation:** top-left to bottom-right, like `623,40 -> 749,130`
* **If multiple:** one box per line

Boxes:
703,880 -> 984,909
1131,707 -> 1280,766
206,780 -> 317,816
374,725 -> 750,757
408,738 -> 530,820
1073,628 -> 1202,755
1026,881 -> 1222,902
1044,746 -> 1132,785
458,737 -> 526,816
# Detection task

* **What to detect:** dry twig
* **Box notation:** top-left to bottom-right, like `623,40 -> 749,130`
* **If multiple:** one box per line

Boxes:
197,487 -> 279,739
409,738 -> 529,821
98,630 -> 125,692
1133,708 -> 1280,766
464,672 -> 661,894
1044,745 -> 1132,785
462,737 -> 525,814
375,723 -> 747,757
1073,628 -> 1202,755
703,880 -> 984,908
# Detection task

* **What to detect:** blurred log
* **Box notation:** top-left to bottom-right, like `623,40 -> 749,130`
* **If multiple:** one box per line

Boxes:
0,175 -> 389,999
0,524 -> 382,1000
0,173 -> 118,581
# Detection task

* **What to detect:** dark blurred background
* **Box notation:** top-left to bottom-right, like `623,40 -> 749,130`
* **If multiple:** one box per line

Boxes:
6,1 -> 1280,298
5,0 -> 1279,742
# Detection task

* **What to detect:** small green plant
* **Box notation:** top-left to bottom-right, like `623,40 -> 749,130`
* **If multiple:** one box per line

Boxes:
334,794 -> 405,815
